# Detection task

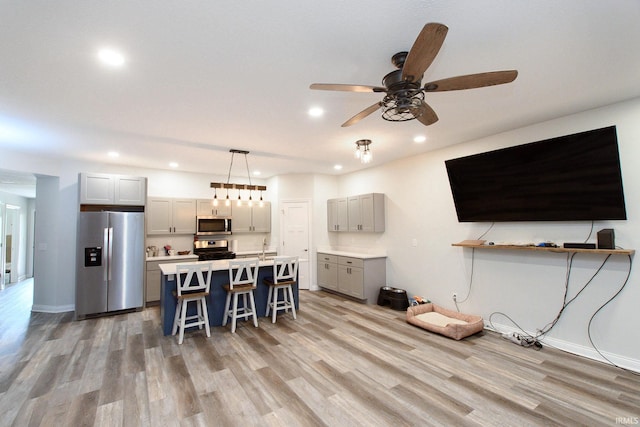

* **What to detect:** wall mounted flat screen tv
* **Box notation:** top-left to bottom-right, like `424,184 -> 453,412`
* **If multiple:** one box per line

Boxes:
445,126 -> 627,222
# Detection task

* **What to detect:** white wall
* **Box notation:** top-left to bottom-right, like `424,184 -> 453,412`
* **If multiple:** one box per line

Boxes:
333,97 -> 640,370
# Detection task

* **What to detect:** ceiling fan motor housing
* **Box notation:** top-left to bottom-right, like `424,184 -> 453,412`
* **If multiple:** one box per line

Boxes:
382,69 -> 422,93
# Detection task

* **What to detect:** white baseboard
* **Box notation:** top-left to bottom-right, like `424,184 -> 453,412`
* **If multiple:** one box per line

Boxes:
487,322 -> 640,373
31,304 -> 74,314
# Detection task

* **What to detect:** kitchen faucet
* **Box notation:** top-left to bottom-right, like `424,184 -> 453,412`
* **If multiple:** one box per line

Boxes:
260,237 -> 267,261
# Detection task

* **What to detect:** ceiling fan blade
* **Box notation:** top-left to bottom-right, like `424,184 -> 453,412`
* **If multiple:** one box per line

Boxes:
402,23 -> 449,83
310,83 -> 386,93
423,70 -> 518,92
341,102 -> 382,127
411,101 -> 439,126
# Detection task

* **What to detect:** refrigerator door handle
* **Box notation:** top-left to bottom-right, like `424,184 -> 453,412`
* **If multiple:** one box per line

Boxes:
108,227 -> 114,281
103,227 -> 109,282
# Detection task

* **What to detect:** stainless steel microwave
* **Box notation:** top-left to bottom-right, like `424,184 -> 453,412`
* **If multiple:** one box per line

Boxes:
196,216 -> 232,235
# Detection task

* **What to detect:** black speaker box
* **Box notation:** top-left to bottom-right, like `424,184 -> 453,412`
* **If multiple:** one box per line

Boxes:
597,228 -> 615,249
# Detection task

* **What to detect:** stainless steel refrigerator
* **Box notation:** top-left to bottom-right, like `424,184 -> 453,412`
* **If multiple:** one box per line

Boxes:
76,211 -> 145,318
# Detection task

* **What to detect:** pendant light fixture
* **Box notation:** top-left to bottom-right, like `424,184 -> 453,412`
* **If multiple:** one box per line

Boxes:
211,149 -> 266,207
354,139 -> 373,164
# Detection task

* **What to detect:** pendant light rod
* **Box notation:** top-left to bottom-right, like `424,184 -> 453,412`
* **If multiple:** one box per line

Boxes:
211,149 -> 266,192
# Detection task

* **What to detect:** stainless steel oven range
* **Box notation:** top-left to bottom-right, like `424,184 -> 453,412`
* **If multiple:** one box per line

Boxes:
193,238 -> 236,261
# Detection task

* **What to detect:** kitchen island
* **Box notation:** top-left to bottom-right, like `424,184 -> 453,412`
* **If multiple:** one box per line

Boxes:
159,259 -> 298,335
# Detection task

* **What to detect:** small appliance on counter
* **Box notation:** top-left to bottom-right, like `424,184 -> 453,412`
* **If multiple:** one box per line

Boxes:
193,237 -> 236,261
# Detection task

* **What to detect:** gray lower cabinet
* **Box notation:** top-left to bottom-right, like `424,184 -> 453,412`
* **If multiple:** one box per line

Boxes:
145,257 -> 197,303
317,254 -> 338,291
317,252 -> 386,303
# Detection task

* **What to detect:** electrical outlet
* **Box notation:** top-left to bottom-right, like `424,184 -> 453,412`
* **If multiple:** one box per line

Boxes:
452,292 -> 458,302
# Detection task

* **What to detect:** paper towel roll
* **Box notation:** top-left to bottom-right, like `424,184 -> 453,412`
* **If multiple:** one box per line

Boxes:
230,240 -> 238,252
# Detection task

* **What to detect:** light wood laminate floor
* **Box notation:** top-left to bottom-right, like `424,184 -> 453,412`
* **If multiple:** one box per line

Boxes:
1,279 -> 638,426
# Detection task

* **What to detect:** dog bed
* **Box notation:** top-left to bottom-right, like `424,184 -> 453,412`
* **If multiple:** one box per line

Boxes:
406,303 -> 484,340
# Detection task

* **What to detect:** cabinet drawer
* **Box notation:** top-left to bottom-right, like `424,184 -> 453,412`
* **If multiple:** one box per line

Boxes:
338,256 -> 363,268
317,253 -> 337,264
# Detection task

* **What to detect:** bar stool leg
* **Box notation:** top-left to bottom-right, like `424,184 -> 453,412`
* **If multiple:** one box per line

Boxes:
172,299 -> 182,336
178,299 -> 188,344
266,286 -> 273,317
222,292 -> 232,326
231,293 -> 239,333
201,298 -> 211,338
287,285 -> 297,320
249,291 -> 258,327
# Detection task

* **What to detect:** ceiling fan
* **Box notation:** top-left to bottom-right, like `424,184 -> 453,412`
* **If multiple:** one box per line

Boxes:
310,23 -> 518,127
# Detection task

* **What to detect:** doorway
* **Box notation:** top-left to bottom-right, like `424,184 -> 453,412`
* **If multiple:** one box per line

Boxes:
2,204 -> 20,287
280,200 -> 311,290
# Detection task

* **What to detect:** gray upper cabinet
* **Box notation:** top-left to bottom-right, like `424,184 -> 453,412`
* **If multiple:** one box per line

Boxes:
147,198 -> 196,235
327,198 -> 348,232
79,173 -> 147,206
232,202 -> 271,233
349,193 -> 385,232
196,199 -> 232,217
328,193 -> 384,232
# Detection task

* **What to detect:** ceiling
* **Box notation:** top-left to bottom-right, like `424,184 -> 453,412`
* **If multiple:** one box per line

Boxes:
1,0 -> 640,196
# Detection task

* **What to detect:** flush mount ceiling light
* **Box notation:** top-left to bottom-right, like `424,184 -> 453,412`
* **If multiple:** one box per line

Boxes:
308,107 -> 324,117
210,149 -> 266,208
354,139 -> 373,164
97,48 -> 125,67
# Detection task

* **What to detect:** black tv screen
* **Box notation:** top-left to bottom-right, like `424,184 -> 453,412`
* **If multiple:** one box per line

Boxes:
445,126 -> 627,222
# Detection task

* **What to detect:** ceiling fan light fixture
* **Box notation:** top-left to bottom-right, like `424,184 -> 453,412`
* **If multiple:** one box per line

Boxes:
382,94 -> 424,122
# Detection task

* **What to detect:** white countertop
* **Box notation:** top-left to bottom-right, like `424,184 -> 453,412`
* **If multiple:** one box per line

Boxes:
159,258 -> 276,275
316,249 -> 387,259
235,248 -> 277,256
146,254 -> 198,262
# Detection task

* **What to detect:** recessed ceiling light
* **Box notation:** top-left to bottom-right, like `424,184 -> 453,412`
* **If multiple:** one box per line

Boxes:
97,48 -> 125,67
334,164 -> 343,170
253,170 -> 261,176
169,162 -> 179,168
414,135 -> 427,143
308,107 -> 324,117
107,151 -> 119,158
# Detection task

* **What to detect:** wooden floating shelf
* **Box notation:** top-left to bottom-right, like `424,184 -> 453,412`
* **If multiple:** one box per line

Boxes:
452,240 -> 634,256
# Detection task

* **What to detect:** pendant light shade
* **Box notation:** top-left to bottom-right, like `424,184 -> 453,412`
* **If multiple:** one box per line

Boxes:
354,139 -> 373,164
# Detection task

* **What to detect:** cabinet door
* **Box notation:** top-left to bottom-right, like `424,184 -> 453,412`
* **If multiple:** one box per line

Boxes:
359,193 -> 376,232
327,198 -> 348,232
232,203 -> 252,232
146,269 -> 161,302
347,196 -> 362,232
147,198 -> 173,235
337,265 -> 364,298
114,176 -> 146,205
251,202 -> 271,232
318,260 -> 338,290
196,199 -> 232,217
80,173 -> 114,204
172,199 -> 196,234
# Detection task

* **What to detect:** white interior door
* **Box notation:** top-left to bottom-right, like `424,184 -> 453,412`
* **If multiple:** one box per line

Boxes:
280,200 -> 311,290
0,203 -> 4,288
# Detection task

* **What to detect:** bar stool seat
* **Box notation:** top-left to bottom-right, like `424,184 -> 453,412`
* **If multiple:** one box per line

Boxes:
171,263 -> 212,344
222,258 -> 259,333
264,256 -> 298,323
